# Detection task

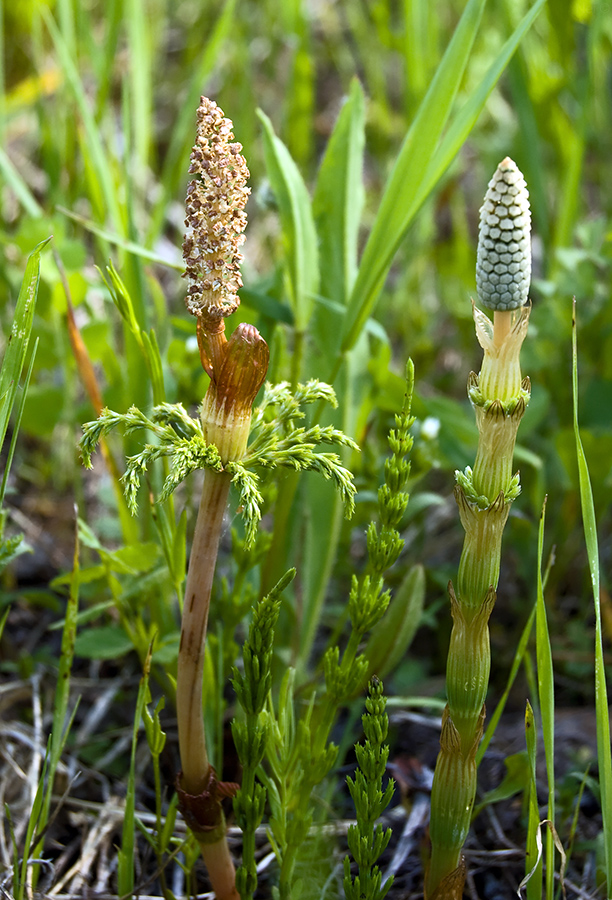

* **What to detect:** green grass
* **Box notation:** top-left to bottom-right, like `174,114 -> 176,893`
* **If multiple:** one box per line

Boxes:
1,0 -> 612,897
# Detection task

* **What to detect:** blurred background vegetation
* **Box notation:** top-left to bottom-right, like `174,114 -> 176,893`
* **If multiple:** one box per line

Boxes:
3,0 -> 611,703
1,0 -> 611,893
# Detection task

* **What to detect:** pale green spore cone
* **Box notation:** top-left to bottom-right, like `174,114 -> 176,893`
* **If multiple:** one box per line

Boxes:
476,157 -> 530,312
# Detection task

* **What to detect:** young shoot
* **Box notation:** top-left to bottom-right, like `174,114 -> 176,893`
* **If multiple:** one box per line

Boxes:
426,158 -> 532,899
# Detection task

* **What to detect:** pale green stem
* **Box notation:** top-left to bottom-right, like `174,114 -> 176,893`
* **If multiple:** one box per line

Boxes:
427,308 -> 529,898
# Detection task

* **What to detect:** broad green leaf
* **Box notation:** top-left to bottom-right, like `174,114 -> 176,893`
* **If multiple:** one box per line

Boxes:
313,78 -> 366,307
51,565 -> 108,588
258,110 -> 319,334
311,79 -> 366,360
572,302 -> 612,898
48,599 -> 114,629
0,238 -> 50,450
240,287 -> 294,325
152,632 -> 180,666
112,542 -> 161,572
74,625 -> 134,660
19,384 -> 64,437
472,751 -> 529,818
0,535 -> 29,573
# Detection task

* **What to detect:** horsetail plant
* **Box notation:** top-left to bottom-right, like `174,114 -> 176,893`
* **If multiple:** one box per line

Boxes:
79,97 -> 357,900
425,158 -> 532,899
343,677 -> 395,900
259,362 -> 415,898
231,567 -> 296,900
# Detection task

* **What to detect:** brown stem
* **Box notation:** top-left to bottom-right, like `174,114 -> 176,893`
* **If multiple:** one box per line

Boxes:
200,839 -> 241,900
176,468 -> 240,900
177,468 -> 231,793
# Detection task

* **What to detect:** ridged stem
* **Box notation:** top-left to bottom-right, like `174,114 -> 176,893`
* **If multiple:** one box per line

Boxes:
426,305 -> 530,899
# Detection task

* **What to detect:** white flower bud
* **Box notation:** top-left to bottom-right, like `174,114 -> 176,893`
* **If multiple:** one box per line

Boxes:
475,158 -> 531,311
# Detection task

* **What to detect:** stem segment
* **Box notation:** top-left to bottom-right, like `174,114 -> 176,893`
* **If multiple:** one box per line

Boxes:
177,469 -> 231,794
426,306 -> 530,899
175,468 -> 241,900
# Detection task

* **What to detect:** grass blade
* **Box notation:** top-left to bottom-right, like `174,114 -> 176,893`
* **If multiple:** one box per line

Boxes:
57,205 -> 182,269
0,147 -> 43,218
341,0 -> 488,352
572,298 -> 612,898
410,0 -> 547,227
126,0 -> 152,172
50,517 -> 80,767
477,602 -> 535,765
0,338 -> 38,508
0,238 -> 50,451
31,519 -> 81,887
341,0 -> 546,356
41,7 -> 123,233
535,497 -> 556,900
118,648 -> 152,895
523,700 -> 543,900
